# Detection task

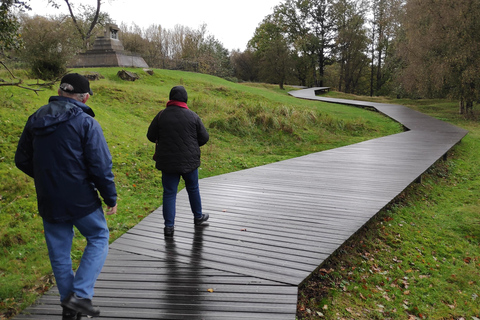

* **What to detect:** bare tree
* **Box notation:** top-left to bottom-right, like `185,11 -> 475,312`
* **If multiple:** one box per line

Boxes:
47,0 -> 110,49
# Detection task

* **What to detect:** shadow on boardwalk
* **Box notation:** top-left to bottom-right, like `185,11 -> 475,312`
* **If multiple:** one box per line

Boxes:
16,88 -> 467,319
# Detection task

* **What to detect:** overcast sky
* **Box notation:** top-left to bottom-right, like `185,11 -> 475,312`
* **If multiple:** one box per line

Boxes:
28,0 -> 282,51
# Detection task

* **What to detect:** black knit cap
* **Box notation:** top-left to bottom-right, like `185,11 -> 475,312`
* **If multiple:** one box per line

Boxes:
169,86 -> 188,103
60,73 -> 93,95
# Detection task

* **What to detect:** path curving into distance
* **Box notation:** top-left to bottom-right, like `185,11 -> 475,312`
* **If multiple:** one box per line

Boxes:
16,88 -> 467,319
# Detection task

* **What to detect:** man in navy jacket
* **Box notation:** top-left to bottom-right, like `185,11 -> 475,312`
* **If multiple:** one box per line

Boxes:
15,73 -> 117,319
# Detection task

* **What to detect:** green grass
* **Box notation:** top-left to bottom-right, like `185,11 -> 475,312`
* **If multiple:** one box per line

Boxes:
297,93 -> 480,319
0,68 -> 401,318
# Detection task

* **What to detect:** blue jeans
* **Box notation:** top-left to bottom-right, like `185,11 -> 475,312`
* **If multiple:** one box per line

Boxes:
162,169 -> 202,227
43,207 -> 109,301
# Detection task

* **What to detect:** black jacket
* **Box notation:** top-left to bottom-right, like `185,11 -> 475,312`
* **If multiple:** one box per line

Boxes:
147,104 -> 209,174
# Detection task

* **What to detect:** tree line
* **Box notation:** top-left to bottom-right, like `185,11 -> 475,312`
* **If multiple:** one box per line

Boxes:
1,0 -> 479,113
120,22 -> 232,80
244,0 -> 479,114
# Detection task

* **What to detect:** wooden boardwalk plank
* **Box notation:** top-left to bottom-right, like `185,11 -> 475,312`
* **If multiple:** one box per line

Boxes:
16,88 -> 467,319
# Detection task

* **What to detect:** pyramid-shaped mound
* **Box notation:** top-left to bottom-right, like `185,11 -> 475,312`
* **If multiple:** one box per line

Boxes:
70,24 -> 148,68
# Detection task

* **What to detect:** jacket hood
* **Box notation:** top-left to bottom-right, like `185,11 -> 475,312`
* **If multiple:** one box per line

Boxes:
30,96 -> 95,136
169,86 -> 188,103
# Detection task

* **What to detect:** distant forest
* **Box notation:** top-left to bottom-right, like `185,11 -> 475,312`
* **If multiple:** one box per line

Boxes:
2,0 -> 479,113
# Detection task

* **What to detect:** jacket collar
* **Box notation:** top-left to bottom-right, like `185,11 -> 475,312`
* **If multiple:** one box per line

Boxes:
49,96 -> 95,117
166,100 -> 189,109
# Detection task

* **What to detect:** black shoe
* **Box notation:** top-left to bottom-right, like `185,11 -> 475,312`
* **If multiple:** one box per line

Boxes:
61,293 -> 100,317
194,213 -> 209,226
62,306 -> 82,320
164,226 -> 174,237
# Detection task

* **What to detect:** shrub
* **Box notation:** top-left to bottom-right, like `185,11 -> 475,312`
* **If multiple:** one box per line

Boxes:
19,15 -> 81,80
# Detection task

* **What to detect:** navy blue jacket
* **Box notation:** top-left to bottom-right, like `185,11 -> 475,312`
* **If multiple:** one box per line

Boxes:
15,96 -> 117,222
147,104 -> 209,174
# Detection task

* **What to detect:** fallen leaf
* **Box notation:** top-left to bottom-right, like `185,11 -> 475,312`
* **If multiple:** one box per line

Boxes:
207,288 -> 214,293
319,268 -> 333,274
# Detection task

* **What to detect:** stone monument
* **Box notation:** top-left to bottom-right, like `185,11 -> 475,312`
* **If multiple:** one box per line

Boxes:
70,24 -> 149,68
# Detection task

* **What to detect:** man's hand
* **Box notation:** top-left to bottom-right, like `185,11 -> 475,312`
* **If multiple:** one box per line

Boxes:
106,204 -> 117,215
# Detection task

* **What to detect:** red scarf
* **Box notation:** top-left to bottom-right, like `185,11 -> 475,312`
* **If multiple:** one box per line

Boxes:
166,100 -> 189,109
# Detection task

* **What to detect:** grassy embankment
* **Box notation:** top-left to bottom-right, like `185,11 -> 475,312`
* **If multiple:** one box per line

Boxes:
0,68 -> 400,318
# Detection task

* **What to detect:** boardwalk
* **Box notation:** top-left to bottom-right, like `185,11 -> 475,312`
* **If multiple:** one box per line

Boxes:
16,88 -> 467,319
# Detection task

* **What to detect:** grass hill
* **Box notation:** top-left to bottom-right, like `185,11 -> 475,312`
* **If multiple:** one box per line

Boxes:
0,68 -> 400,317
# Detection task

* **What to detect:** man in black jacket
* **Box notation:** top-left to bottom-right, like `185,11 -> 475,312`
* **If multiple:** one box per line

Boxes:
147,86 -> 209,237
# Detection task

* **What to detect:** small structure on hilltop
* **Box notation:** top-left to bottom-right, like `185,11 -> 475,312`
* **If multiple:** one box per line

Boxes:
70,24 -> 148,68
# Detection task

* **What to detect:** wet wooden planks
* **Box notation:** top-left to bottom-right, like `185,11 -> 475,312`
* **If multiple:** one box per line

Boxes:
16,248 -> 298,320
16,88 -> 467,319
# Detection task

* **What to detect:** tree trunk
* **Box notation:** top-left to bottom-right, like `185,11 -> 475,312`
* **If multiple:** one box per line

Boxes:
370,15 -> 376,97
466,100 -> 473,114
459,99 -> 465,114
370,44 -> 375,97
64,0 -> 101,51
318,44 -> 325,87
312,55 -> 318,87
